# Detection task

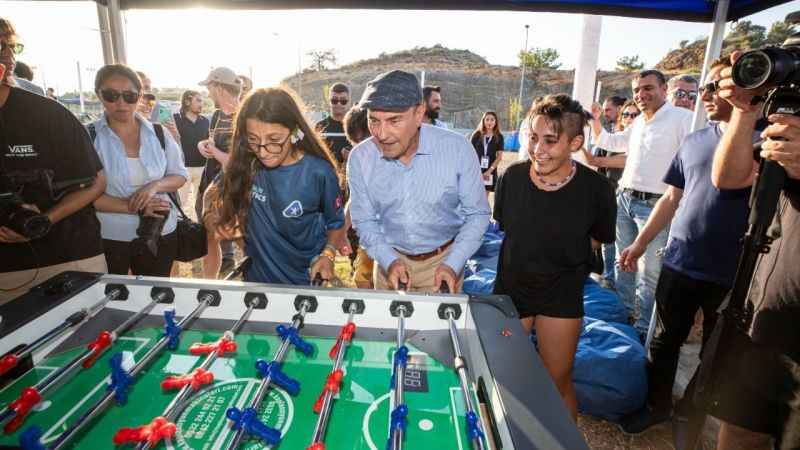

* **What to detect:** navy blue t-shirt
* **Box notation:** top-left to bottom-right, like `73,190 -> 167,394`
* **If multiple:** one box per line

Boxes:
244,154 -> 344,285
661,123 -> 757,287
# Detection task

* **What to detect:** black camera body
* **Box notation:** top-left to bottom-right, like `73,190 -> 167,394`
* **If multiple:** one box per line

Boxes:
0,170 -> 55,240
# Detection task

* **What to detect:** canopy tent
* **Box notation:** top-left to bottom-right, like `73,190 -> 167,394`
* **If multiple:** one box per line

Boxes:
92,0 -> 791,23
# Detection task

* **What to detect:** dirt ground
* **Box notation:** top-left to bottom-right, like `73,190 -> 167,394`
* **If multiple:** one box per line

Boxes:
178,252 -> 718,450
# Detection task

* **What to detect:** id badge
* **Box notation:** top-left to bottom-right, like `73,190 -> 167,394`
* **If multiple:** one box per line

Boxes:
483,174 -> 493,186
480,156 -> 490,169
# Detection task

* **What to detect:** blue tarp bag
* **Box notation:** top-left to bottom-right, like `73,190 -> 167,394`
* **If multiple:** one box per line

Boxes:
463,224 -> 502,295
572,317 -> 647,421
583,278 -> 629,325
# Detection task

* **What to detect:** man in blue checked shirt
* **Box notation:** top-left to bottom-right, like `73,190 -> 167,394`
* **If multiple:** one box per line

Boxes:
347,70 -> 490,293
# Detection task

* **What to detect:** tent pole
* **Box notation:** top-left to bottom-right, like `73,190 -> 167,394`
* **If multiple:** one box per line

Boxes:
107,0 -> 128,64
96,2 -> 115,64
692,0 -> 730,131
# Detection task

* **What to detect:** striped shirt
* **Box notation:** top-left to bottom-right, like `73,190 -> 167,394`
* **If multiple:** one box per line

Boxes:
347,124 -> 491,272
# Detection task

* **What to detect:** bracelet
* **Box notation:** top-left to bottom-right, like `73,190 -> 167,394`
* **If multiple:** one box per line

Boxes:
324,243 -> 337,255
321,247 -> 337,260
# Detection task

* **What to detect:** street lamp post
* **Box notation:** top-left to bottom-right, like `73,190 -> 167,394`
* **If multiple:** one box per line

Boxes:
516,24 -> 530,127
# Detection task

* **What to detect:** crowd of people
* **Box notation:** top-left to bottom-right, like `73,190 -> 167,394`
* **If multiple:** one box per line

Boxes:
1,14 -> 799,450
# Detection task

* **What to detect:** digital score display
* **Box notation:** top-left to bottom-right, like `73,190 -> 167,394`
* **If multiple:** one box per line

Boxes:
404,353 -> 429,393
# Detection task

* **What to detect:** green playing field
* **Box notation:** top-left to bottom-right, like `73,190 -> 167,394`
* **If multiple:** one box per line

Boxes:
0,326 -> 482,449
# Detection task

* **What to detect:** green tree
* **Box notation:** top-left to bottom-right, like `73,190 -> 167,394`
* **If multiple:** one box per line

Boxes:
726,20 -> 767,49
616,55 -> 645,72
766,20 -> 796,45
518,47 -> 561,70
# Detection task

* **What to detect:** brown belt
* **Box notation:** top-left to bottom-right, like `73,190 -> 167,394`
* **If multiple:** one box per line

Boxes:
395,239 -> 454,261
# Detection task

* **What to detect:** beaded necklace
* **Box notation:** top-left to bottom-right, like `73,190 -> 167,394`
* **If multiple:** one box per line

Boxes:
535,159 -> 576,189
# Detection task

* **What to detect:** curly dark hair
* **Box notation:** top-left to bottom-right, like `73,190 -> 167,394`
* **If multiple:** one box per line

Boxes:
213,87 -> 338,235
528,94 -> 589,141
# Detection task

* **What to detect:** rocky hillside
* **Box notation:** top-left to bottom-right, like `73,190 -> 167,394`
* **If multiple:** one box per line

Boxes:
282,45 -> 635,131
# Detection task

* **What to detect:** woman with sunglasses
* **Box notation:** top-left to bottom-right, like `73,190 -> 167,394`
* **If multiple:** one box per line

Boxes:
90,64 -> 188,277
206,87 -> 345,285
470,111 -> 505,196
617,100 -> 641,131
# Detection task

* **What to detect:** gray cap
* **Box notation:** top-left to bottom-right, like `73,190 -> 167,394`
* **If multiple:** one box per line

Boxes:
199,67 -> 241,87
359,70 -> 422,112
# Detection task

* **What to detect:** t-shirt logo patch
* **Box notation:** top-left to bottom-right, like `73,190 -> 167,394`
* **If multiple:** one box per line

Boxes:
283,200 -> 304,218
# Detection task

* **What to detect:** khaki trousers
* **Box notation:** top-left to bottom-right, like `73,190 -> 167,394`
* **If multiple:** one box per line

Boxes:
177,167 -> 205,221
0,254 -> 108,305
374,247 -> 464,293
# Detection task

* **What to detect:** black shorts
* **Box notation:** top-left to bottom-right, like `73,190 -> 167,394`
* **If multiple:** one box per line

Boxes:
494,269 -> 585,319
710,336 -> 800,448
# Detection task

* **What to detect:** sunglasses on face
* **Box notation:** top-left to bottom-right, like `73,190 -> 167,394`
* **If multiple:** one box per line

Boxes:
247,134 -> 291,155
330,98 -> 348,105
100,89 -> 139,104
673,89 -> 698,101
0,41 -> 24,55
699,80 -> 720,96
621,112 -> 639,119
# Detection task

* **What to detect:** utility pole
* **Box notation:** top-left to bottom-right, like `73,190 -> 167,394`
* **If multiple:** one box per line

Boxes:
516,24 -> 530,127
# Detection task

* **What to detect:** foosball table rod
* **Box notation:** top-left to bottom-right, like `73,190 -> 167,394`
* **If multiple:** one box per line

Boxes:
307,300 -> 361,450
0,287 -> 166,433
386,299 -> 410,450
224,296 -> 316,449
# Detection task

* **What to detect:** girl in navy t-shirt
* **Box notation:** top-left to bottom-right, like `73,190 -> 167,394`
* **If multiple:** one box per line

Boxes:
206,88 -> 344,285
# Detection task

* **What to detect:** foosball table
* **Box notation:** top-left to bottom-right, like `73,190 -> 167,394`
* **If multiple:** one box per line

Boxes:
0,268 -> 588,450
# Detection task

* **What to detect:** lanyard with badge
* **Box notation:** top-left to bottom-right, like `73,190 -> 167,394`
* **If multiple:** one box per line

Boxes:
481,135 -> 493,186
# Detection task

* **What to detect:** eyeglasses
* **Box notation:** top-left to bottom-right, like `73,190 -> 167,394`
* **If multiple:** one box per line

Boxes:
673,89 -> 698,101
247,134 -> 291,155
699,80 -> 720,96
100,89 -> 140,104
621,112 -> 639,119
0,41 -> 24,55
330,98 -> 348,106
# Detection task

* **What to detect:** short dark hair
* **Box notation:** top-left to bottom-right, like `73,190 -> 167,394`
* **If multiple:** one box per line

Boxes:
330,82 -> 349,95
667,74 -> 699,90
529,93 -> 589,141
634,69 -> 667,86
343,105 -> 370,145
423,86 -> 441,101
94,64 -> 143,93
604,95 -> 627,107
13,61 -> 33,81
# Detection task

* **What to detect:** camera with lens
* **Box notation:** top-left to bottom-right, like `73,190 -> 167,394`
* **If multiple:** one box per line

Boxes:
0,170 -> 54,240
136,210 -> 167,256
732,11 -> 800,117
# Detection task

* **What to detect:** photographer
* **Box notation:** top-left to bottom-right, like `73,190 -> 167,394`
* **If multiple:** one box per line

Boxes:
0,17 -> 107,304
709,50 -> 800,450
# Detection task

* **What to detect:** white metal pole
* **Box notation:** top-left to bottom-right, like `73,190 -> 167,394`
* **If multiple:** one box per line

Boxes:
516,24 -> 530,127
107,0 -> 127,64
691,0 -> 730,132
76,61 -> 85,114
95,2 -> 114,64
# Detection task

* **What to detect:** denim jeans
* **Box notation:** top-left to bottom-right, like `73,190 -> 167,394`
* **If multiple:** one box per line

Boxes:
615,190 -> 670,336
602,242 -> 616,283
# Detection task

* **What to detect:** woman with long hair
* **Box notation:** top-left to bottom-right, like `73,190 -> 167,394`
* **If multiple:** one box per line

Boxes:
616,100 -> 640,132
90,64 -> 188,276
494,94 -> 616,420
207,87 -> 345,285
470,111 -> 505,195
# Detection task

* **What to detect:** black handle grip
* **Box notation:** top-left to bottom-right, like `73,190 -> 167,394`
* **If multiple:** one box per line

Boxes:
65,310 -> 88,326
439,280 -> 450,294
311,273 -> 324,287
223,257 -> 252,281
397,281 -> 408,291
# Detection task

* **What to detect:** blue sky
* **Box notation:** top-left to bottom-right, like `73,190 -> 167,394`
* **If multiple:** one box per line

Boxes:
2,1 -> 799,94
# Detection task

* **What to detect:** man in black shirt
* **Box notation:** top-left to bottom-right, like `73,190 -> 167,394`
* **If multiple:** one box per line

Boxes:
0,17 -> 106,303
708,51 -> 800,450
173,89 -> 208,220
315,82 -> 351,164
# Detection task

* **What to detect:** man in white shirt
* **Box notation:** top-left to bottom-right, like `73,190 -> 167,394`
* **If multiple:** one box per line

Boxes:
591,69 -> 693,341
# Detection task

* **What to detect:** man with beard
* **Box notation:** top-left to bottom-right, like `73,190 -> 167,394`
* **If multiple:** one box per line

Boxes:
0,17 -> 107,303
613,57 -> 758,437
422,85 -> 448,129
348,70 -> 489,293
315,82 -> 351,164
591,69 -> 693,342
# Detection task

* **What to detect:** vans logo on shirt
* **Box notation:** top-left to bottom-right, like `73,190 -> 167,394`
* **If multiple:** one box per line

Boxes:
6,144 -> 38,158
282,200 -> 303,218
251,185 -> 266,203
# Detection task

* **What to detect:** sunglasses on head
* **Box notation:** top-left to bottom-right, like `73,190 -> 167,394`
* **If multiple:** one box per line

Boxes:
330,98 -> 348,105
673,89 -> 698,101
621,112 -> 639,119
699,80 -> 720,96
0,41 -> 24,55
100,89 -> 139,104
